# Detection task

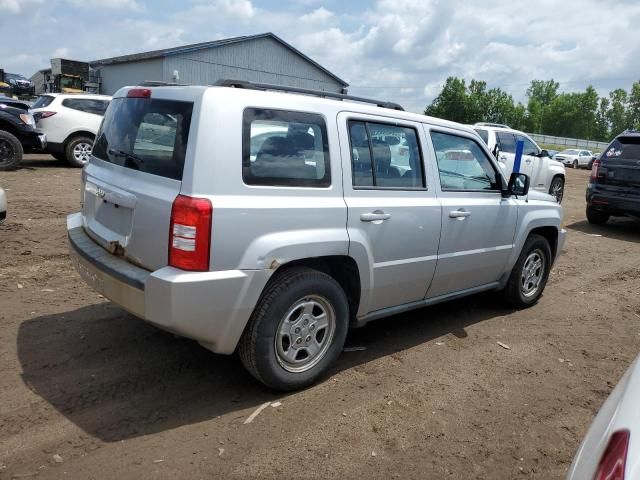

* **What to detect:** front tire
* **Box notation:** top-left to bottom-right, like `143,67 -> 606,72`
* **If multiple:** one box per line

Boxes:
65,136 -> 94,168
572,159 -> 579,169
0,130 -> 23,171
586,206 -> 609,225
549,176 -> 564,203
238,267 -> 349,391
503,234 -> 552,308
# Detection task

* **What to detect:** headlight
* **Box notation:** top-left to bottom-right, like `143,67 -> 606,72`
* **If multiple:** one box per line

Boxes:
19,113 -> 36,127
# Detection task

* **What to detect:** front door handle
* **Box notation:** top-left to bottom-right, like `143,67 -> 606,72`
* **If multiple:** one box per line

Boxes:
449,209 -> 471,219
360,211 -> 391,222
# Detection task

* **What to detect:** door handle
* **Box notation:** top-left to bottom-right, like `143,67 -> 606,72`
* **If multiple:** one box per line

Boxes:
360,212 -> 391,222
499,156 -> 507,161
449,209 -> 471,219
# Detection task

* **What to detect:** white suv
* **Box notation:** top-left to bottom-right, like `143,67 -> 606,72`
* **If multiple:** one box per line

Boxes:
30,93 -> 111,167
472,123 -> 566,203
554,148 -> 593,169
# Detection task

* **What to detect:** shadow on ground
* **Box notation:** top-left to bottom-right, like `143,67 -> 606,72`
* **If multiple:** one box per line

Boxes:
566,217 -> 640,243
18,294 -> 509,442
17,156 -> 65,170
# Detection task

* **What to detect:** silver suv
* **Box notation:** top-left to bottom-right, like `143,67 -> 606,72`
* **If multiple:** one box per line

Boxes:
68,81 -> 566,390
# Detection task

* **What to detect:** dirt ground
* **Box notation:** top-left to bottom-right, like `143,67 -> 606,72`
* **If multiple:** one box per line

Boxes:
1,156 -> 639,480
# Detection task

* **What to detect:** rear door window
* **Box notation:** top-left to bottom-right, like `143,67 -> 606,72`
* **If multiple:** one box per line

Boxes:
92,97 -> 193,180
496,132 -> 516,153
62,98 -> 108,115
242,108 -> 331,187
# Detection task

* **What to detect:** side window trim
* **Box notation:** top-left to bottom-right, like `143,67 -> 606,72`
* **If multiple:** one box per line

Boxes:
347,117 -> 427,191
429,128 -> 502,193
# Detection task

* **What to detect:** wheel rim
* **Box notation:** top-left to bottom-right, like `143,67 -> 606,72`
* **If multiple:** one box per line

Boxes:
520,249 -> 545,298
73,142 -> 92,164
0,139 -> 14,163
275,295 -> 336,373
551,180 -> 563,203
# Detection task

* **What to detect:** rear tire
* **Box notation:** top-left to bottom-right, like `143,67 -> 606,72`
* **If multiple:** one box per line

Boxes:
502,234 -> 552,308
65,136 -> 94,168
238,267 -> 349,391
549,176 -> 564,203
586,206 -> 609,225
0,130 -> 23,171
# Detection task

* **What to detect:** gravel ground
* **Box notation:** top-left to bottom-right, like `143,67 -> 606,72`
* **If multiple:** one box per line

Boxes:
1,157 -> 639,479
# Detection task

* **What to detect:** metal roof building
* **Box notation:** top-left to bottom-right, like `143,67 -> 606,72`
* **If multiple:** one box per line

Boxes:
90,32 -> 348,95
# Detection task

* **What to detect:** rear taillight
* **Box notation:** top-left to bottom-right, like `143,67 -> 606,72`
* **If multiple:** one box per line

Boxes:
38,111 -> 57,119
591,160 -> 601,180
595,430 -> 630,480
127,88 -> 151,98
169,195 -> 212,272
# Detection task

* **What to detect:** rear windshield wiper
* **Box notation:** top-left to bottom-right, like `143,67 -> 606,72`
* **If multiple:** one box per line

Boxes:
108,148 -> 144,167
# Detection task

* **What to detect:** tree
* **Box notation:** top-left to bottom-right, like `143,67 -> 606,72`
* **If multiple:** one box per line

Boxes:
594,97 -> 610,141
424,77 -> 468,123
628,81 -> 640,130
607,88 -> 629,137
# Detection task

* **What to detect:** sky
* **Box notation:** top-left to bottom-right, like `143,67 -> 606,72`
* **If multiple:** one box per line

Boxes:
1,0 -> 639,112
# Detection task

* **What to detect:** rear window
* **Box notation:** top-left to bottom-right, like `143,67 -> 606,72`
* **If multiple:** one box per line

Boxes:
32,95 -> 54,109
603,137 -> 640,160
93,98 -> 193,180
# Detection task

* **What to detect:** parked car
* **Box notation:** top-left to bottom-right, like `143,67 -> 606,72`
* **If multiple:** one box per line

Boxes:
547,149 -> 559,159
0,96 -> 31,111
555,149 -> 593,169
472,123 -> 566,202
566,354 -> 640,480
0,186 -> 6,223
0,102 -> 46,170
67,81 -> 566,391
30,93 -> 111,167
586,130 -> 640,224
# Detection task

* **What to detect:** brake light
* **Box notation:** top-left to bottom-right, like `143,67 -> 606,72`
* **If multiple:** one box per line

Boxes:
127,88 -> 151,98
591,159 -> 601,180
595,430 -> 630,480
38,111 -> 57,119
169,195 -> 212,271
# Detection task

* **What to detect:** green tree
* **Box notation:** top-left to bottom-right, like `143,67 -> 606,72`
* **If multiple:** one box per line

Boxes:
424,77 -> 468,123
594,97 -> 610,141
607,88 -> 629,137
628,81 -> 640,130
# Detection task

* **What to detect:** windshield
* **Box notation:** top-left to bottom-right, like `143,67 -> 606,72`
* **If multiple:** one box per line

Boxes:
93,97 -> 193,180
560,149 -> 580,155
31,95 -> 55,109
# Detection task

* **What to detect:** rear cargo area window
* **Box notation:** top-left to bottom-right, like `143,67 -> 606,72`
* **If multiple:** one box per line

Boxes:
605,137 -> 640,159
243,108 -> 331,187
93,98 -> 193,180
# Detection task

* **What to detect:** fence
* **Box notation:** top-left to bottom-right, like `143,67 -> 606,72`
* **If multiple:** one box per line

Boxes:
527,133 -> 608,151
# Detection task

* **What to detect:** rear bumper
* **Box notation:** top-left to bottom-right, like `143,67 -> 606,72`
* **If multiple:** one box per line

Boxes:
67,213 -> 272,354
587,186 -> 640,217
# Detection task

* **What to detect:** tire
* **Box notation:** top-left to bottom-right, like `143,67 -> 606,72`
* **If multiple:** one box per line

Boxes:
572,159 -> 578,169
548,176 -> 564,203
64,136 -> 94,168
0,130 -> 23,171
586,206 -> 609,225
238,267 -> 349,391
502,234 -> 552,308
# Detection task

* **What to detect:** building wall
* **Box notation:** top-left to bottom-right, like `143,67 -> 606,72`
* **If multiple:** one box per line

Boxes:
95,58 -> 164,95
162,36 -> 344,93
30,71 -> 47,95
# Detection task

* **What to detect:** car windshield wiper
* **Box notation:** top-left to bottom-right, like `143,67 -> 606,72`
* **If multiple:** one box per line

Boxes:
108,148 -> 144,167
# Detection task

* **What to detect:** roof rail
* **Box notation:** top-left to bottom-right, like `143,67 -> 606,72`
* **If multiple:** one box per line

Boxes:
137,80 -> 186,87
213,79 -> 404,111
474,122 -> 511,129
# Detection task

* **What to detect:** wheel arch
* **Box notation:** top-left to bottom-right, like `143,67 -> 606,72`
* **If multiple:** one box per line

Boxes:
63,130 -> 95,149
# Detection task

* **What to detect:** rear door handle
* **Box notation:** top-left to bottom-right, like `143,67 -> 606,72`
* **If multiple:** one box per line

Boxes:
449,209 -> 471,219
360,212 -> 391,222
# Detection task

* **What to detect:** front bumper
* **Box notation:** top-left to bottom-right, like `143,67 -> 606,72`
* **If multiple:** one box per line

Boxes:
19,130 -> 46,153
67,213 -> 272,354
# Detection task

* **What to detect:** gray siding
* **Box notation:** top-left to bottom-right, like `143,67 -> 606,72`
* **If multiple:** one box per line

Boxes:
163,36 -> 343,93
96,58 -> 164,95
30,71 -> 47,95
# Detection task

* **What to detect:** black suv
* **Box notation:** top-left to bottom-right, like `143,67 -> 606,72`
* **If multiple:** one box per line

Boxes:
586,130 -> 640,224
0,97 -> 46,170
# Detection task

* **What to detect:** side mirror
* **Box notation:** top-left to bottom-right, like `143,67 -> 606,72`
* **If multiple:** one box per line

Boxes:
504,172 -> 530,197
540,149 -> 549,158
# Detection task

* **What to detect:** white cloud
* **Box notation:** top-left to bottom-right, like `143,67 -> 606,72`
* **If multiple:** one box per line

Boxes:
211,0 -> 254,19
0,0 -> 43,14
52,47 -> 70,58
66,0 -> 140,9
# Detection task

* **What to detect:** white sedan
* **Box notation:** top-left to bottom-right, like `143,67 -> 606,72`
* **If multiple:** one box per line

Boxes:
555,149 -> 593,169
567,355 -> 640,479
0,186 -> 6,223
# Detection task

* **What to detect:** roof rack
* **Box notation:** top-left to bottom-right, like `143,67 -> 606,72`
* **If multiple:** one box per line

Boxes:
474,122 -> 511,129
213,79 -> 404,111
